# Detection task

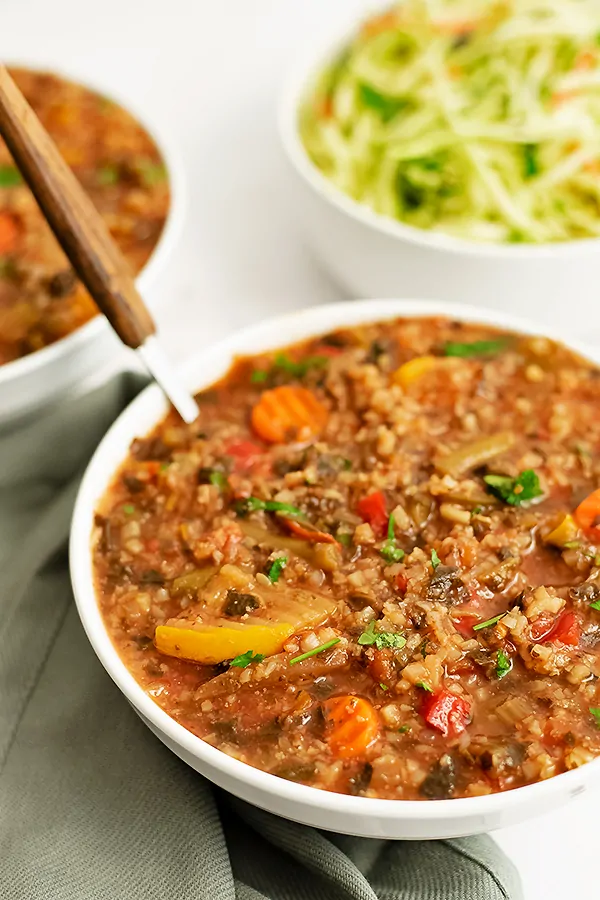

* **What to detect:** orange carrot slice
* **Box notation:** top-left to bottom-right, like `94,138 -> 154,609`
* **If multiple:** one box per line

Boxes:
322,695 -> 380,759
0,212 -> 19,255
574,488 -> 600,539
251,385 -> 327,444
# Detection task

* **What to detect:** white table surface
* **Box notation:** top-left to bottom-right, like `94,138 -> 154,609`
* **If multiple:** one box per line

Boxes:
1,0 -> 595,895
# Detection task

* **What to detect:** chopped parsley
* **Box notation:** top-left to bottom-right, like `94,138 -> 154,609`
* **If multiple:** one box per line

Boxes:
444,339 -> 507,358
273,353 -> 328,379
496,649 -> 512,679
590,599 -> 600,612
380,515 -> 405,563
122,504 -> 135,515
137,161 -> 167,187
358,620 -> 407,651
267,556 -> 287,583
230,650 -> 265,668
0,165 -> 22,187
416,681 -> 433,692
484,469 -> 542,506
591,707 -> 600,728
251,354 -> 328,383
398,724 -> 411,734
379,683 -> 389,691
431,548 -> 441,570
97,163 -> 120,186
235,497 -> 304,518
473,613 -> 506,632
209,471 -> 229,491
289,638 -> 340,665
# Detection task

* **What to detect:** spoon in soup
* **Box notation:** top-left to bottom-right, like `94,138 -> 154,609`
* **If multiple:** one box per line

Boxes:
0,65 -> 199,424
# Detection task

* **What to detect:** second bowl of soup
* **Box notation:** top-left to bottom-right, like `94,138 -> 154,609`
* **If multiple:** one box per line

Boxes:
0,64 -> 183,426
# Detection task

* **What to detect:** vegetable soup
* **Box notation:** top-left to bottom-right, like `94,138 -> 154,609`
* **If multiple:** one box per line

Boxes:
0,68 -> 169,365
93,317 -> 600,800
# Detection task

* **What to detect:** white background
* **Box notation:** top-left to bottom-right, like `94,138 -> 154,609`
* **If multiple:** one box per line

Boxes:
1,0 -> 594,896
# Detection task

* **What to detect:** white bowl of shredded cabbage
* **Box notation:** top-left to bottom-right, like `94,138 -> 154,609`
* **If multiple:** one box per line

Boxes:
279,0 -> 600,340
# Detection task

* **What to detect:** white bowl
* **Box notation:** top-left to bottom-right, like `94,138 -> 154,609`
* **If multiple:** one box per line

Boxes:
70,298 -> 600,840
278,9 -> 600,342
0,61 -> 185,430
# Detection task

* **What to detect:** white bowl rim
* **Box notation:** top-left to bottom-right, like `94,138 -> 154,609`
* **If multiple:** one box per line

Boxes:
278,3 -> 600,261
0,58 -> 185,387
70,297 -> 600,825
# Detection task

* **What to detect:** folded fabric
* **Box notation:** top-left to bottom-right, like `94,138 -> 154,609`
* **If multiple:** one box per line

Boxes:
0,372 -> 522,900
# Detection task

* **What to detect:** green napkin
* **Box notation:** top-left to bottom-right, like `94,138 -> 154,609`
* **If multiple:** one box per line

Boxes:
0,373 -> 522,900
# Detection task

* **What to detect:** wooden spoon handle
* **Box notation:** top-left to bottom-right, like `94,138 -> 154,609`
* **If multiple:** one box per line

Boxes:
0,65 -> 155,348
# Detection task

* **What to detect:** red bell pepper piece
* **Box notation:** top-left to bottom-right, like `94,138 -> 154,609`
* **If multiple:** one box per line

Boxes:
543,610 -> 580,646
357,491 -> 388,536
225,440 -> 263,473
395,571 -> 408,595
453,615 -> 479,637
421,690 -> 471,737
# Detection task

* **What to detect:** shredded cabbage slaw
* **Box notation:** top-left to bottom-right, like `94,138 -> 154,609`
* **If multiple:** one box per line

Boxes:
299,0 -> 600,243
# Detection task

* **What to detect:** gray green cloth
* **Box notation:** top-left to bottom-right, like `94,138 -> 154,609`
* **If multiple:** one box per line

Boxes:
0,372 -> 522,900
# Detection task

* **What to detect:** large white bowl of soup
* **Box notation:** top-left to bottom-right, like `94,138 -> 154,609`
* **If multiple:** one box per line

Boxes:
278,1 -> 600,340
0,64 -> 184,429
71,298 -> 600,839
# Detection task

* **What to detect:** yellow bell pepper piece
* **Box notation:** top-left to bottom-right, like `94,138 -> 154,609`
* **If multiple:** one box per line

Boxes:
545,514 -> 579,548
393,355 -> 438,388
155,590 -> 337,665
155,621 -> 295,665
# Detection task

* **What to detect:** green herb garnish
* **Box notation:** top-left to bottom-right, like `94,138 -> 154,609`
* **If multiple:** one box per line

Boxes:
137,160 -> 167,187
496,649 -> 512,679
379,683 -> 389,691
123,504 -> 135,515
97,163 -> 120,186
235,497 -> 304,518
398,725 -> 411,734
267,556 -> 287,583
251,369 -> 268,383
444,339 -> 507,358
289,638 -> 340,665
273,353 -> 328,379
380,514 -> 405,563
209,471 -> 229,491
337,532 -> 353,547
473,613 -> 506,632
230,650 -> 265,668
484,469 -> 542,506
431,549 -> 441,570
564,541 -> 580,549
0,165 -> 22,187
591,707 -> 600,728
416,681 -> 433,692
590,599 -> 600,611
358,620 -> 407,651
